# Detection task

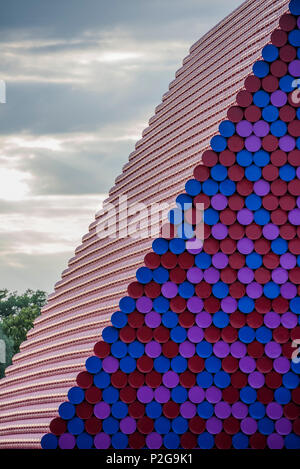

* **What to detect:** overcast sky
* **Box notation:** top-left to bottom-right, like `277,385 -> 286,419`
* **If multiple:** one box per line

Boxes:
0,0 -> 243,293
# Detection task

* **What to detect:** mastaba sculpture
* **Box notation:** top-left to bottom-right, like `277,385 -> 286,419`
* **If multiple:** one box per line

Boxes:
0,0 -> 298,450
40,0 -> 300,450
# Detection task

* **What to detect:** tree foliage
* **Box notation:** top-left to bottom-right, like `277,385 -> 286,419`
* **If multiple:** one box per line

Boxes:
0,289 -> 47,319
0,289 -> 47,378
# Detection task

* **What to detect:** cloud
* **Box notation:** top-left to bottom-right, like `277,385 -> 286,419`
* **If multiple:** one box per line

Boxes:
0,129 -> 143,194
0,33 -> 190,85
0,194 -> 105,252
0,167 -> 32,200
0,32 -> 190,139
0,194 -> 105,291
0,251 -> 75,293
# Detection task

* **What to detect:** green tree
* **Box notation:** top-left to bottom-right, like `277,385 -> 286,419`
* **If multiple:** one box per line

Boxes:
1,306 -> 41,355
0,326 -> 14,379
0,289 -> 47,319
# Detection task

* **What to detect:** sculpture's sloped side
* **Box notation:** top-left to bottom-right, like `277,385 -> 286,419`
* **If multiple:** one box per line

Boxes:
41,0 -> 300,450
0,0 -> 290,449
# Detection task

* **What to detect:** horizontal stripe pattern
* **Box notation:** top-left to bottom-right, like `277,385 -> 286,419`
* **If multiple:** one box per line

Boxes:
0,0 -> 289,448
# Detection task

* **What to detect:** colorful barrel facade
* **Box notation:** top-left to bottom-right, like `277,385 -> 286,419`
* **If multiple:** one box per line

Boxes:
0,0 -> 293,449
41,0 -> 300,449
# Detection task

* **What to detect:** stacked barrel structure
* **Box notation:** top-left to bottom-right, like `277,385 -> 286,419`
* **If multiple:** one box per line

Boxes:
0,0 -> 295,450
41,0 -> 300,450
